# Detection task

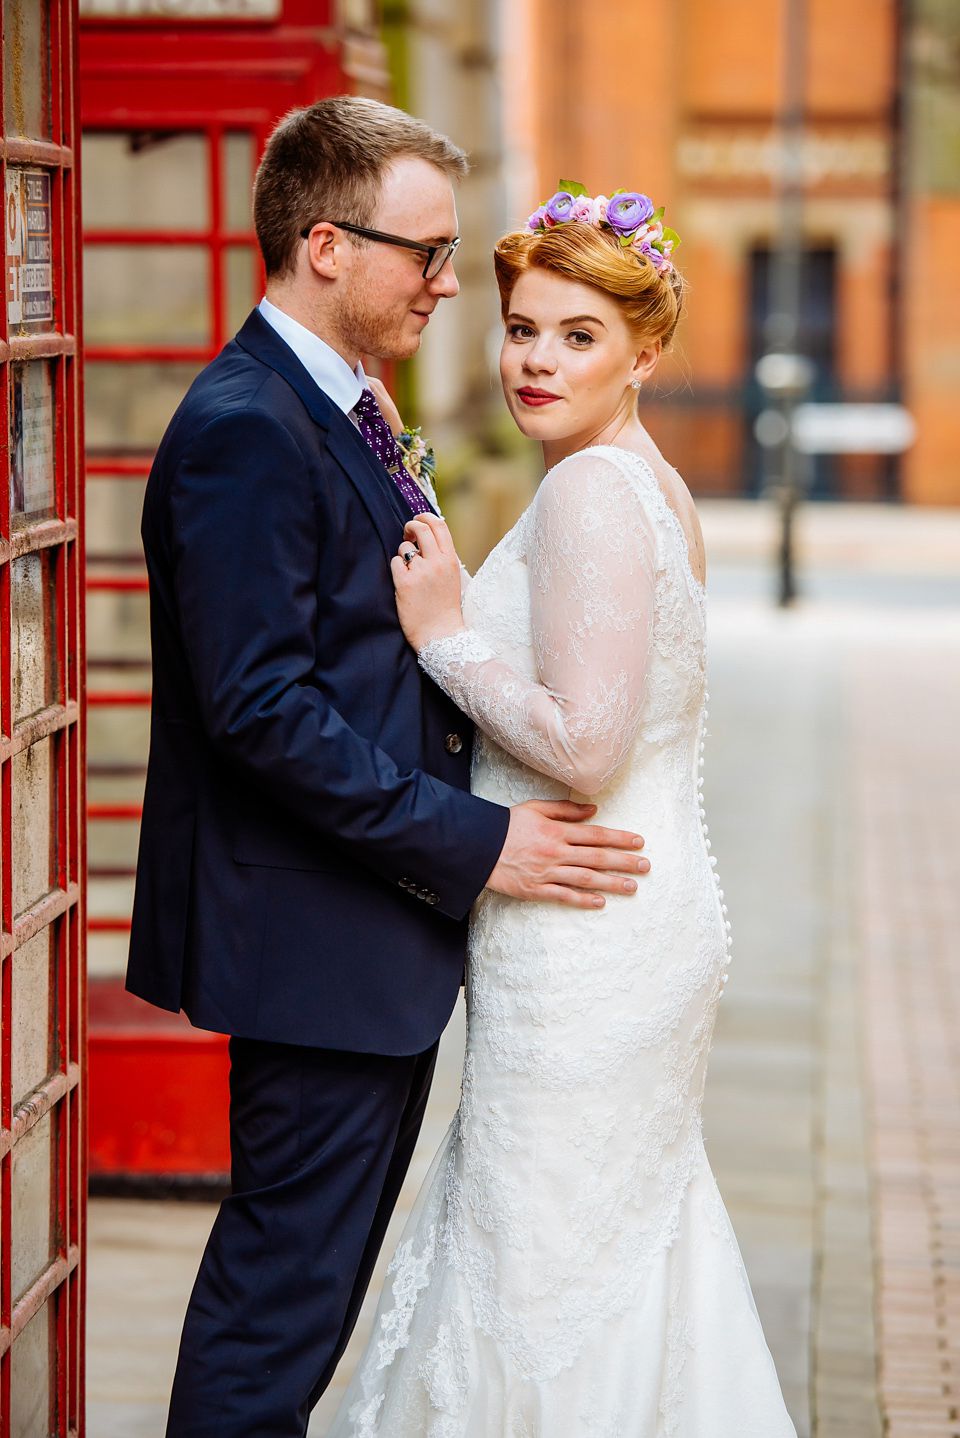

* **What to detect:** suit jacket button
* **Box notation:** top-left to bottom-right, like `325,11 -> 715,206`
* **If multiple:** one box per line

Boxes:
426,893 -> 439,905
399,877 -> 412,889
445,733 -> 463,754
417,888 -> 431,901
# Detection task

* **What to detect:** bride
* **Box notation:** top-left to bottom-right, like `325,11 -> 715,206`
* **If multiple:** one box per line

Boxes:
328,188 -> 796,1437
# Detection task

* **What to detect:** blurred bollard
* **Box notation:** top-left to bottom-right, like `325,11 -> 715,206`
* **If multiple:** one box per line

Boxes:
755,352 -> 815,606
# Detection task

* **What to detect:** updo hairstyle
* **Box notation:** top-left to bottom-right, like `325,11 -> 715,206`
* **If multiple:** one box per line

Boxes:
494,221 -> 685,351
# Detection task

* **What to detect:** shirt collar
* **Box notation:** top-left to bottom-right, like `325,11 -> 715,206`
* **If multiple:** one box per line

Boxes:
257,297 -> 366,415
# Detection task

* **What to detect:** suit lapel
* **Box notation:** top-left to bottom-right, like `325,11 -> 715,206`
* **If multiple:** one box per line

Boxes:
234,309 -> 412,560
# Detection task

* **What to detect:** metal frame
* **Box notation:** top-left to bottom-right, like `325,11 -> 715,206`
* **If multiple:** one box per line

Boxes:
0,0 -> 86,1431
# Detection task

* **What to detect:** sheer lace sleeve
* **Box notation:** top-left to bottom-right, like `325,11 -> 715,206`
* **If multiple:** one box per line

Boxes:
418,451 -> 657,795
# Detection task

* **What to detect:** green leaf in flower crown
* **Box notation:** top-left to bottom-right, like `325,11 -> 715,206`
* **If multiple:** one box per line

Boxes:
619,232 -> 633,247
650,206 -> 665,223
610,188 -> 627,198
662,227 -> 681,251
559,179 -> 588,198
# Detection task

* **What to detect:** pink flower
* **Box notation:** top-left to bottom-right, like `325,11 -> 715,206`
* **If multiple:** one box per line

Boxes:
589,195 -> 609,224
569,197 -> 594,222
631,220 -> 664,247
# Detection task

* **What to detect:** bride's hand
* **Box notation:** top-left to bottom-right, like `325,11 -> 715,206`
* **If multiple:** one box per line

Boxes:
391,513 -> 465,653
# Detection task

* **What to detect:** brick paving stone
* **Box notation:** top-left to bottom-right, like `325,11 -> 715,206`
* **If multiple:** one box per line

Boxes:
854,644 -> 960,1438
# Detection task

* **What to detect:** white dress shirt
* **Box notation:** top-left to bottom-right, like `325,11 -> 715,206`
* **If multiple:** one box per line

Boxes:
258,296 -> 366,418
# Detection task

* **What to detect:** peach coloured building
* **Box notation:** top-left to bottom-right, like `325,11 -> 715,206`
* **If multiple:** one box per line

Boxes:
500,0 -> 959,504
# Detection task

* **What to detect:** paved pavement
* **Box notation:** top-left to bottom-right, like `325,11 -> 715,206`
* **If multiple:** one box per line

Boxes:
86,500 -> 960,1437
854,645 -> 960,1437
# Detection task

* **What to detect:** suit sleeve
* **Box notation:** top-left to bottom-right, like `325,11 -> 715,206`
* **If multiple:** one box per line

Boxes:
168,407 -> 509,920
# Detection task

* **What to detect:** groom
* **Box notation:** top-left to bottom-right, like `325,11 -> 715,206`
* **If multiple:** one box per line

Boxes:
128,96 -> 649,1437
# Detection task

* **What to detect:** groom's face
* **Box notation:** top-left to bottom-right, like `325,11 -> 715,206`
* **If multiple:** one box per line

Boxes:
336,155 -> 460,362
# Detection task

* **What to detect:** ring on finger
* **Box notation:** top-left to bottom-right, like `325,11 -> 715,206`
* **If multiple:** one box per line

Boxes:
401,547 -> 418,566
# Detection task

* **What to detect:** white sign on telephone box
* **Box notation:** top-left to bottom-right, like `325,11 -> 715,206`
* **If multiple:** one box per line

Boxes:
6,168 -> 53,329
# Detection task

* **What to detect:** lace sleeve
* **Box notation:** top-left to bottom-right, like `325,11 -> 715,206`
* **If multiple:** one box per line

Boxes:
418,452 -> 657,795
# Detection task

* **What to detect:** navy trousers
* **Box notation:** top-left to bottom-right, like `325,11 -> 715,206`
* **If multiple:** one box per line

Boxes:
165,1035 -> 439,1438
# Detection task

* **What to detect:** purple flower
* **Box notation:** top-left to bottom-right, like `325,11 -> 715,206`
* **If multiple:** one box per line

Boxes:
630,234 -> 662,268
605,191 -> 654,235
526,203 -> 548,231
544,190 -> 576,224
632,236 -> 672,274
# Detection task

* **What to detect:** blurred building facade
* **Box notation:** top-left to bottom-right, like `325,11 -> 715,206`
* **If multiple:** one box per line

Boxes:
497,0 -> 960,506
906,0 -> 960,505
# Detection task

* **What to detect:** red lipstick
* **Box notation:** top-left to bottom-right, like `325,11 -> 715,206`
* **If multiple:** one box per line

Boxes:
517,387 -> 561,407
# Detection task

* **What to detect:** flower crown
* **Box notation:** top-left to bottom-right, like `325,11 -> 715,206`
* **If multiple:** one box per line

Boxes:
526,181 -> 680,276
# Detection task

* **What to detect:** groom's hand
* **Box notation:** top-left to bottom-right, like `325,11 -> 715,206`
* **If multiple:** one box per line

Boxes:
486,800 -> 650,909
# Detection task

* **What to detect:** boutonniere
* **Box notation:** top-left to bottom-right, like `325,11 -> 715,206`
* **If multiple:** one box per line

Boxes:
396,426 -> 438,497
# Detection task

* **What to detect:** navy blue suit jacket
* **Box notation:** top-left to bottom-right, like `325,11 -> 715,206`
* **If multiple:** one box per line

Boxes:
126,309 -> 510,1055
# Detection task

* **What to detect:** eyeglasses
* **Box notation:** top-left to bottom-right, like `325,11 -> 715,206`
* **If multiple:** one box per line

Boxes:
299,221 -> 460,280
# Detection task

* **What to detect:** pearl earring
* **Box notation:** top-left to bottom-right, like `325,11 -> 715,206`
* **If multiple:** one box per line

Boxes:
631,379 -> 642,390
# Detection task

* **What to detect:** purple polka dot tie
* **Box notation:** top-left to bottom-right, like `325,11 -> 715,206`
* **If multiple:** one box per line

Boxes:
353,387 -> 436,516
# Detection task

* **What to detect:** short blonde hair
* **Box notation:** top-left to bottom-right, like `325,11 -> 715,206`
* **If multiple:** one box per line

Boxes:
494,221 -> 685,349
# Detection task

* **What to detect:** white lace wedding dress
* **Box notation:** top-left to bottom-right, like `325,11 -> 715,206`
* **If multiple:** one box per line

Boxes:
328,446 -> 796,1437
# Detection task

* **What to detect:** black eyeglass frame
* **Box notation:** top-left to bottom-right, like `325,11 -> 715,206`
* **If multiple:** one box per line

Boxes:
300,220 -> 461,279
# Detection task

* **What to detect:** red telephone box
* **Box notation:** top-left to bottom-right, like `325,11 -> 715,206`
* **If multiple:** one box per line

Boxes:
80,1 -> 389,1188
1,0 -> 86,1429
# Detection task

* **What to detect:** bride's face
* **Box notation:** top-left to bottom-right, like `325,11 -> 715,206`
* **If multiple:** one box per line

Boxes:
499,268 -> 658,444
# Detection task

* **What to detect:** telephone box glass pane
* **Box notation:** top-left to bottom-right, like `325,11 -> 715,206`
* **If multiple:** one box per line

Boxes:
10,361 -> 56,528
86,472 -> 148,558
11,1110 -> 54,1303
9,1301 -> 53,1438
87,587 -> 149,668
85,244 -> 210,345
12,927 -> 53,1107
87,705 -> 149,775
223,131 -> 255,232
82,131 -> 209,230
11,550 -> 56,721
85,360 -> 204,450
225,245 -> 257,337
3,0 -> 50,139
12,737 -> 54,917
